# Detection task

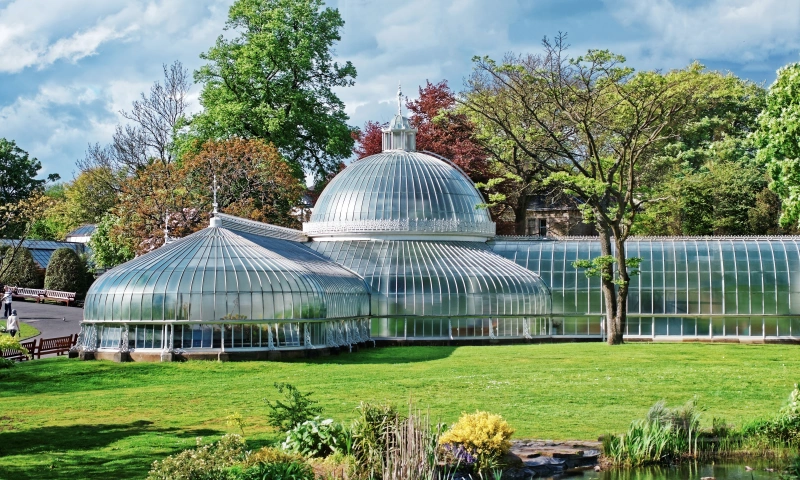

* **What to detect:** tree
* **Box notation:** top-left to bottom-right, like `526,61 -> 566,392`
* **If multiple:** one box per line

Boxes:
352,121 -> 385,160
0,139 -> 59,206
0,247 -> 42,288
44,248 -> 89,294
461,35 -> 724,344
755,62 -> 800,229
191,0 -> 357,180
78,62 -> 190,174
111,138 -> 304,255
88,214 -> 135,269
633,74 -> 773,235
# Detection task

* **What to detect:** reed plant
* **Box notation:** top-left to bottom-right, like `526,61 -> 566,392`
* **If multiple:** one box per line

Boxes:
381,406 -> 446,480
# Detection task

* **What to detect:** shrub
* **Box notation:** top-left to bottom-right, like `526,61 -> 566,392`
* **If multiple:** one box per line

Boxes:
307,452 -> 358,480
146,434 -> 246,480
0,334 -> 29,363
282,416 -> 351,458
265,382 -> 323,432
741,385 -> 800,446
44,248 -> 89,294
241,447 -> 304,468
227,461 -> 314,480
438,411 -> 514,471
0,247 -> 43,288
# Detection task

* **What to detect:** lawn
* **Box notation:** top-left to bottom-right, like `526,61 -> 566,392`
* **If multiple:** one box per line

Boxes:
0,320 -> 40,339
0,343 -> 797,479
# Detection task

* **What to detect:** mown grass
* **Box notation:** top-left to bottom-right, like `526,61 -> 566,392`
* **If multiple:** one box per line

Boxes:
0,320 -> 40,339
0,343 -> 797,479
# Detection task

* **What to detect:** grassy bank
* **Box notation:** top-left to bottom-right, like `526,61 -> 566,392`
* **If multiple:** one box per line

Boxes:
0,320 -> 40,339
0,343 -> 797,479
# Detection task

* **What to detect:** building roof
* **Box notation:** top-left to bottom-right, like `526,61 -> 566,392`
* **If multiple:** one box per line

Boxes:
84,225 -> 369,323
66,224 -> 97,237
0,239 -> 85,269
304,150 -> 495,240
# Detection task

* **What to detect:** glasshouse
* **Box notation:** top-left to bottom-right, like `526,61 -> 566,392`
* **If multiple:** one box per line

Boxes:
77,107 -> 800,361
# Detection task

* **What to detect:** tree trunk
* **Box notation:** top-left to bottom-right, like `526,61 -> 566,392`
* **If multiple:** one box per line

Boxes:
596,223 -> 622,344
612,235 -> 629,345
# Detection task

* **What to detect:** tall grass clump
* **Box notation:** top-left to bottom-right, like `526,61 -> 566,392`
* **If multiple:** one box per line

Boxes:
603,398 -> 701,466
381,407 -> 445,480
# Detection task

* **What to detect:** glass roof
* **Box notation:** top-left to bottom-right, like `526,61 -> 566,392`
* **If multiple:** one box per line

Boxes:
0,239 -> 85,268
491,237 -> 800,317
310,240 -> 550,317
304,150 -> 495,239
84,226 -> 370,322
67,224 -> 97,236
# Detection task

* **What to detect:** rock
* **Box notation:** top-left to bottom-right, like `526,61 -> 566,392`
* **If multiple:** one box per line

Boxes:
700,477 -> 715,480
745,466 -> 754,471
525,453 -> 541,458
594,466 -> 601,472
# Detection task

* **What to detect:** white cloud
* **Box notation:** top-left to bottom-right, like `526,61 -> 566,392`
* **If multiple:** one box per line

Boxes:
604,0 -> 800,64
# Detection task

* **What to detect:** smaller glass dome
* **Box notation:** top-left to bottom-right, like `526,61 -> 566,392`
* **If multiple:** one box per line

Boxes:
84,226 -> 370,323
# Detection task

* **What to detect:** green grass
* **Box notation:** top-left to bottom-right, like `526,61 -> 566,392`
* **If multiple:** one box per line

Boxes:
0,343 -> 797,479
0,320 -> 39,339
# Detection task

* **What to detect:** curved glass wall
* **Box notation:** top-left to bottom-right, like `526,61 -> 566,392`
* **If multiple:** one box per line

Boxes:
491,237 -> 800,338
85,227 -> 370,323
305,151 -> 495,237
310,240 -> 551,339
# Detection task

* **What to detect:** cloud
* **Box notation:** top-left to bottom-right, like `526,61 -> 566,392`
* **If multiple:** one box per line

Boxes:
604,0 -> 800,64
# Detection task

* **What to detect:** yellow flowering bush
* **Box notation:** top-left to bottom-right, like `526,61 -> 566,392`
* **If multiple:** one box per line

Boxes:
439,411 -> 514,470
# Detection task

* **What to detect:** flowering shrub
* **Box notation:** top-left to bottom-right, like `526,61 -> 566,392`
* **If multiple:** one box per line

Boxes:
282,416 -> 351,458
0,335 -> 29,367
439,411 -> 514,471
146,434 -> 246,480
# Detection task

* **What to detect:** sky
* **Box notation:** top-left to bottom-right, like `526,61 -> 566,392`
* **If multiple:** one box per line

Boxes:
0,0 -> 799,181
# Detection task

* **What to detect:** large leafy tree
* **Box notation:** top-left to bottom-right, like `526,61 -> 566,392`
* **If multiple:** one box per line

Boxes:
0,139 -> 58,206
461,36 -> 731,344
634,75 -> 776,235
755,62 -> 800,229
112,138 -> 304,255
192,0 -> 356,180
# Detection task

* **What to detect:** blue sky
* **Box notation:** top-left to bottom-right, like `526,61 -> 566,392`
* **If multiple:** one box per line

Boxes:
0,0 -> 798,181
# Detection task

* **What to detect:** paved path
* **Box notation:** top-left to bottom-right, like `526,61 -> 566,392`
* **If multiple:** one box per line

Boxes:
7,299 -> 82,340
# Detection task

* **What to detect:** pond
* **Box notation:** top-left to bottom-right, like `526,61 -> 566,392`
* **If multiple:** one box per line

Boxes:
561,460 -> 784,480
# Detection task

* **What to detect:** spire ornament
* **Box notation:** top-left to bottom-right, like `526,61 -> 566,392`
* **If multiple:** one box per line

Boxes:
212,174 -> 219,215
397,83 -> 403,116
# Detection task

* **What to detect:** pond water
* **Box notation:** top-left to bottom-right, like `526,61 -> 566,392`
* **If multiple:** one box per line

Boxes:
550,460 -> 784,480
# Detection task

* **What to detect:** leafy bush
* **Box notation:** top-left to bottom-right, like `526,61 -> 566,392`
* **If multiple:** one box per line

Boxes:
44,248 -> 89,294
351,401 -> 400,477
307,452 -> 358,480
0,334 -> 29,363
0,247 -> 43,288
741,384 -> 800,445
241,447 -> 304,468
146,434 -> 246,480
227,461 -> 314,480
282,416 -> 351,458
265,382 -> 322,432
438,411 -> 514,471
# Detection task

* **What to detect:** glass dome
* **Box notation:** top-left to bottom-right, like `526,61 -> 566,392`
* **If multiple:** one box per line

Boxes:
311,240 -> 551,338
84,226 -> 370,323
304,150 -> 495,240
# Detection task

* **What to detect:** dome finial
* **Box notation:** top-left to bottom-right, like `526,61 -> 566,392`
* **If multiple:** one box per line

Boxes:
397,83 -> 403,116
212,174 -> 219,215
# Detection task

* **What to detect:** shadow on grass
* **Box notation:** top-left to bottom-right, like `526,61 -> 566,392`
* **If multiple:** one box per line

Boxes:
300,345 -> 458,365
0,420 -> 222,480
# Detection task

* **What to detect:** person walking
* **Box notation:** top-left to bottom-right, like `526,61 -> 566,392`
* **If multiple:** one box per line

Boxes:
2,289 -> 11,318
6,309 -> 19,338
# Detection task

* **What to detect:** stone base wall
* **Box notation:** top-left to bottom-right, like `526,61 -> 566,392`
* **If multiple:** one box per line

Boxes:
83,343 -> 371,362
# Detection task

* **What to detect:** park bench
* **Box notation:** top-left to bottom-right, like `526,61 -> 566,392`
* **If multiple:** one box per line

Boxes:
9,287 -> 46,302
35,334 -> 77,359
41,290 -> 77,306
1,339 -> 36,361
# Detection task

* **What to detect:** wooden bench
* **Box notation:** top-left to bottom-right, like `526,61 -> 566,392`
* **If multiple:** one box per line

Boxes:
41,290 -> 77,306
8,287 -> 46,302
35,334 -> 77,358
1,339 -> 36,361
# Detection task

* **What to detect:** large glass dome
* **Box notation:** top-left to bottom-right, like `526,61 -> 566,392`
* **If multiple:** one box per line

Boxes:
304,150 -> 495,240
84,226 -> 370,323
